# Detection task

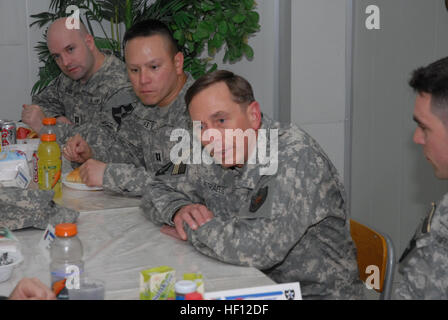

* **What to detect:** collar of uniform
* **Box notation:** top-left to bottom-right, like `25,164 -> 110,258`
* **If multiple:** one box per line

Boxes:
231,115 -> 279,189
60,49 -> 115,93
138,72 -> 194,130
166,73 -> 195,126
81,50 -> 114,88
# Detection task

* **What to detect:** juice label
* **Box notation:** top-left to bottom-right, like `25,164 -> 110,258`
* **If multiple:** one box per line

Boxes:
183,272 -> 204,295
139,266 -> 175,300
38,160 -> 61,198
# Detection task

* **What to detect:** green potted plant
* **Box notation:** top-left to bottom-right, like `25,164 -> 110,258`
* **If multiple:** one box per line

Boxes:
30,0 -> 260,95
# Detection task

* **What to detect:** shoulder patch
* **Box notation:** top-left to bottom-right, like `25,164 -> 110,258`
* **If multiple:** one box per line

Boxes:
249,186 -> 268,213
112,104 -> 134,126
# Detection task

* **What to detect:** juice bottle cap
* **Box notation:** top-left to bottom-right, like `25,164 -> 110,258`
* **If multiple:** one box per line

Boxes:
40,133 -> 56,142
175,280 -> 197,294
55,223 -> 78,237
42,118 -> 57,125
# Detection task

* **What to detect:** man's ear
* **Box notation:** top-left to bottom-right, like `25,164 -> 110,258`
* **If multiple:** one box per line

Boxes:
174,51 -> 184,74
84,33 -> 95,51
246,101 -> 262,130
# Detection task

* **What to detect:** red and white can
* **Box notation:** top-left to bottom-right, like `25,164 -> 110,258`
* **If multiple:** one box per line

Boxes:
1,121 -> 16,146
32,150 -> 39,183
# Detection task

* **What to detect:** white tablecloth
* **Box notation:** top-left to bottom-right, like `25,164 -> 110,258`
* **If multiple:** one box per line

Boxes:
58,185 -> 141,212
0,206 -> 274,299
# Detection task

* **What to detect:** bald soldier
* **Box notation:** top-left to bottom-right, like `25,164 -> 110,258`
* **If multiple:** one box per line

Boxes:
22,17 -> 137,144
142,70 -> 365,299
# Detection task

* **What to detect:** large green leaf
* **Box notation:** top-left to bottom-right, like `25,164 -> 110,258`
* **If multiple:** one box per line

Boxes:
94,37 -> 119,53
200,0 -> 215,12
218,20 -> 228,35
242,43 -> 254,59
232,13 -> 246,24
29,12 -> 57,28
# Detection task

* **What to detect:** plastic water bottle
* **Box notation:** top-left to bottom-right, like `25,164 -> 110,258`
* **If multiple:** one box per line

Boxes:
39,117 -> 57,137
37,133 -> 61,199
175,280 -> 197,300
50,223 -> 84,300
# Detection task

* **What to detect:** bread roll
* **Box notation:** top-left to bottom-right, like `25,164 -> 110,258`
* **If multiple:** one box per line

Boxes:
26,130 -> 38,138
66,167 -> 82,183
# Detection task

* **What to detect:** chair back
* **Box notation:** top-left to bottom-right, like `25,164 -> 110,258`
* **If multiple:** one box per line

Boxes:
350,219 -> 395,299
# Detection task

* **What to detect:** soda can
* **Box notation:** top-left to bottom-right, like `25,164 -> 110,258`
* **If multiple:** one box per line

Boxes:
32,151 -> 39,183
0,120 -> 2,153
1,121 -> 16,146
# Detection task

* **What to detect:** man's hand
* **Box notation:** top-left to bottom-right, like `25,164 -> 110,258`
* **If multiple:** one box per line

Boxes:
160,225 -> 184,240
9,278 -> 56,300
79,159 -> 106,187
21,104 -> 45,133
56,116 -> 73,125
63,134 -> 93,163
173,204 -> 214,241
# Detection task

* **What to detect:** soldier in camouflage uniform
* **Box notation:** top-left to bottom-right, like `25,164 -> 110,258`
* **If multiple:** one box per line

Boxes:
62,20 -> 193,196
141,70 -> 365,299
86,76 -> 194,196
22,17 -> 137,145
394,56 -> 448,299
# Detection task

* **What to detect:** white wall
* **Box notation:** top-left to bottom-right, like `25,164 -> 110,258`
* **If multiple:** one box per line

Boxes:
0,0 -> 53,121
27,0 -> 53,100
0,1 -> 34,121
351,0 -> 448,257
218,0 -> 349,179
291,0 -> 348,178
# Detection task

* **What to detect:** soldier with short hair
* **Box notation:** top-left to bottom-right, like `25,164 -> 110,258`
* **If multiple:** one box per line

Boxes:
141,70 -> 365,299
62,19 -> 194,196
394,56 -> 448,299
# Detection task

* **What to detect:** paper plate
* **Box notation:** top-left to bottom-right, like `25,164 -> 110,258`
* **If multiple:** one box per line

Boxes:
62,173 -> 103,191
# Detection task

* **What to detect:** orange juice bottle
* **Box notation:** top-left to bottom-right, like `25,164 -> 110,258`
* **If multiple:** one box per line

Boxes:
38,133 -> 62,199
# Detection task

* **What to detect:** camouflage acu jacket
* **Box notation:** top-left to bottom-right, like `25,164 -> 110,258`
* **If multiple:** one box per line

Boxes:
394,194 -> 448,299
85,73 -> 195,196
33,50 -> 137,145
141,116 -> 365,300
